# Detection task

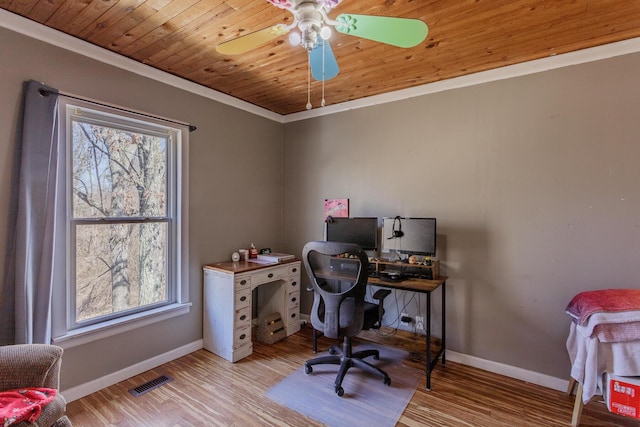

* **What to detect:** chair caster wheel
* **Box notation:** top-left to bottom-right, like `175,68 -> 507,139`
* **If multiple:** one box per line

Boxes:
335,386 -> 344,396
384,376 -> 391,386
305,365 -> 313,374
328,347 -> 337,355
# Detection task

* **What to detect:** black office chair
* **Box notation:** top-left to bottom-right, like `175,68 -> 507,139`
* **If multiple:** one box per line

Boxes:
302,241 -> 391,396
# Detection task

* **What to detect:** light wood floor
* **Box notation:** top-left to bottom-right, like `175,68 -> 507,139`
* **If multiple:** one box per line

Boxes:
66,326 -> 637,426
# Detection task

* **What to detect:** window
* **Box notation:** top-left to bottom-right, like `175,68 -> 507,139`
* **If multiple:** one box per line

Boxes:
53,98 -> 190,345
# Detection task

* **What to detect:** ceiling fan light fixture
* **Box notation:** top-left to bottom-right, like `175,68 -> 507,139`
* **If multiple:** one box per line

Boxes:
320,26 -> 332,40
289,31 -> 302,46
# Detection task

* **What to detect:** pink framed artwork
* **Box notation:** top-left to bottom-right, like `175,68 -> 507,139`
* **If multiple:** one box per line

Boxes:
324,198 -> 349,220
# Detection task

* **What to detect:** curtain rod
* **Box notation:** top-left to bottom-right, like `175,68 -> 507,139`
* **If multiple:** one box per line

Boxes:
38,87 -> 197,132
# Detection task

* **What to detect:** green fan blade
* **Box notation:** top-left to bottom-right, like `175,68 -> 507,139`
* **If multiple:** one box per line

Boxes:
334,14 -> 428,48
216,24 -> 290,55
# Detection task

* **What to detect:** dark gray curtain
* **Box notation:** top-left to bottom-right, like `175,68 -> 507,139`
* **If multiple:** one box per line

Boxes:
4,80 -> 61,344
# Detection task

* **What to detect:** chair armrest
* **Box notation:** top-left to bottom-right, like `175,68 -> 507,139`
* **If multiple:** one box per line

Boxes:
372,289 -> 391,301
0,344 -> 63,390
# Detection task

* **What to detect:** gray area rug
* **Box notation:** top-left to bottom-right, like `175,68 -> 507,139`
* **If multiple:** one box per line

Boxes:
266,343 -> 421,427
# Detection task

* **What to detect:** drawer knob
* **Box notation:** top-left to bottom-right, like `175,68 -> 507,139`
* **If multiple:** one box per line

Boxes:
291,313 -> 297,319
291,297 -> 297,303
292,281 -> 297,287
240,315 -> 247,321
268,273 -> 274,278
240,296 -> 247,302
239,334 -> 246,340
240,280 -> 247,285
292,267 -> 297,273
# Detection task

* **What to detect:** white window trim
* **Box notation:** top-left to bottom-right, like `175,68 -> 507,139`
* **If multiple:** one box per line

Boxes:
52,302 -> 192,349
51,97 -> 190,347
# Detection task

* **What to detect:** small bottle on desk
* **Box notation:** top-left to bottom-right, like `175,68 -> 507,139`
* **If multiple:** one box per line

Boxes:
249,243 -> 258,259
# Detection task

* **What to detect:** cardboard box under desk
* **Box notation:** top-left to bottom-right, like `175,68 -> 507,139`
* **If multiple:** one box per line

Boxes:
605,373 -> 640,419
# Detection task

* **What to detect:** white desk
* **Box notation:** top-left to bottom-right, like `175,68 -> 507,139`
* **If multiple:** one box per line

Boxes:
203,259 -> 301,362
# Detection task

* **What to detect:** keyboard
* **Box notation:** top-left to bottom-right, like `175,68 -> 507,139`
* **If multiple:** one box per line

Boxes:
380,274 -> 405,282
404,270 -> 433,280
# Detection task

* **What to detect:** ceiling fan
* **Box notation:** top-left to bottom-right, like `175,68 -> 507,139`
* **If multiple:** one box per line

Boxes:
216,0 -> 428,109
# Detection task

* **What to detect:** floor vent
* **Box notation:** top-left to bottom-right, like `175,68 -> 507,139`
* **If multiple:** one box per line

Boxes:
129,375 -> 173,397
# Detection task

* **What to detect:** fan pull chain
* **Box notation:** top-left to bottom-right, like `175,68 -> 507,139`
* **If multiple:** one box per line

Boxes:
306,51 -> 312,110
321,40 -> 326,107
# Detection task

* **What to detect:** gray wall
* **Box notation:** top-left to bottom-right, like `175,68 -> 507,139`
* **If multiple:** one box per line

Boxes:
282,53 -> 640,380
0,27 -> 284,390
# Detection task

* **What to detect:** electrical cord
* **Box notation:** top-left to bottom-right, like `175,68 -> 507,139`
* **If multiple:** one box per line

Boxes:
365,283 -> 427,338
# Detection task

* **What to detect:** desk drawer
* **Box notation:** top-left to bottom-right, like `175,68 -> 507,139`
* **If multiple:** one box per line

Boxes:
233,325 -> 251,348
286,306 -> 300,335
252,266 -> 287,286
235,306 -> 251,328
287,278 -> 299,293
288,291 -> 300,309
286,307 -> 299,326
234,276 -> 251,291
288,263 -> 300,276
234,289 -> 251,310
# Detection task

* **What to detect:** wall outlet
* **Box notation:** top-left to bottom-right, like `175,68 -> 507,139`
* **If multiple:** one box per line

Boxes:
400,312 -> 410,326
415,316 -> 425,331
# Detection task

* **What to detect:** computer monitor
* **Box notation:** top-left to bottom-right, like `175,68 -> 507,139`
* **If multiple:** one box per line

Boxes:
325,217 -> 378,251
381,217 -> 436,257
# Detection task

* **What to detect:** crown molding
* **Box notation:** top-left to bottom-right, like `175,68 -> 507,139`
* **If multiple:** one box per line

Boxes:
283,36 -> 640,122
3,8 -> 640,124
0,9 -> 283,123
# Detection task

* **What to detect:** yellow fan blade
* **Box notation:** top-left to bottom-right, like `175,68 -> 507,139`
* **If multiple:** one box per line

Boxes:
216,24 -> 290,55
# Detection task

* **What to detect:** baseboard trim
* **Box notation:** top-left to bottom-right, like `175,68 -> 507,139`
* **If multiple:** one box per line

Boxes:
302,313 -> 568,393
61,332 -> 568,403
444,349 -> 567,392
62,340 -> 203,402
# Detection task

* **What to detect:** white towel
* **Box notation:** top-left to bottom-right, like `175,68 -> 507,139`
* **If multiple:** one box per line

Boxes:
567,322 -> 640,403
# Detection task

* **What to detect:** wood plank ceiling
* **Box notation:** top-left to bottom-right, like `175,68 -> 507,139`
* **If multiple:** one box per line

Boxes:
3,0 -> 640,115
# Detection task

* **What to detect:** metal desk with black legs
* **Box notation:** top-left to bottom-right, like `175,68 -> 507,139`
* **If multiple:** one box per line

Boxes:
367,271 -> 447,391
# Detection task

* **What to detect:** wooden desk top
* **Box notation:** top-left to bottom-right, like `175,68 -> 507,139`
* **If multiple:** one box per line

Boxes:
367,275 -> 448,293
203,258 -> 300,274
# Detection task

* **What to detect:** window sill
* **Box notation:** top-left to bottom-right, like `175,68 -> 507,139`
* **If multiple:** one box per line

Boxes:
52,302 -> 192,349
